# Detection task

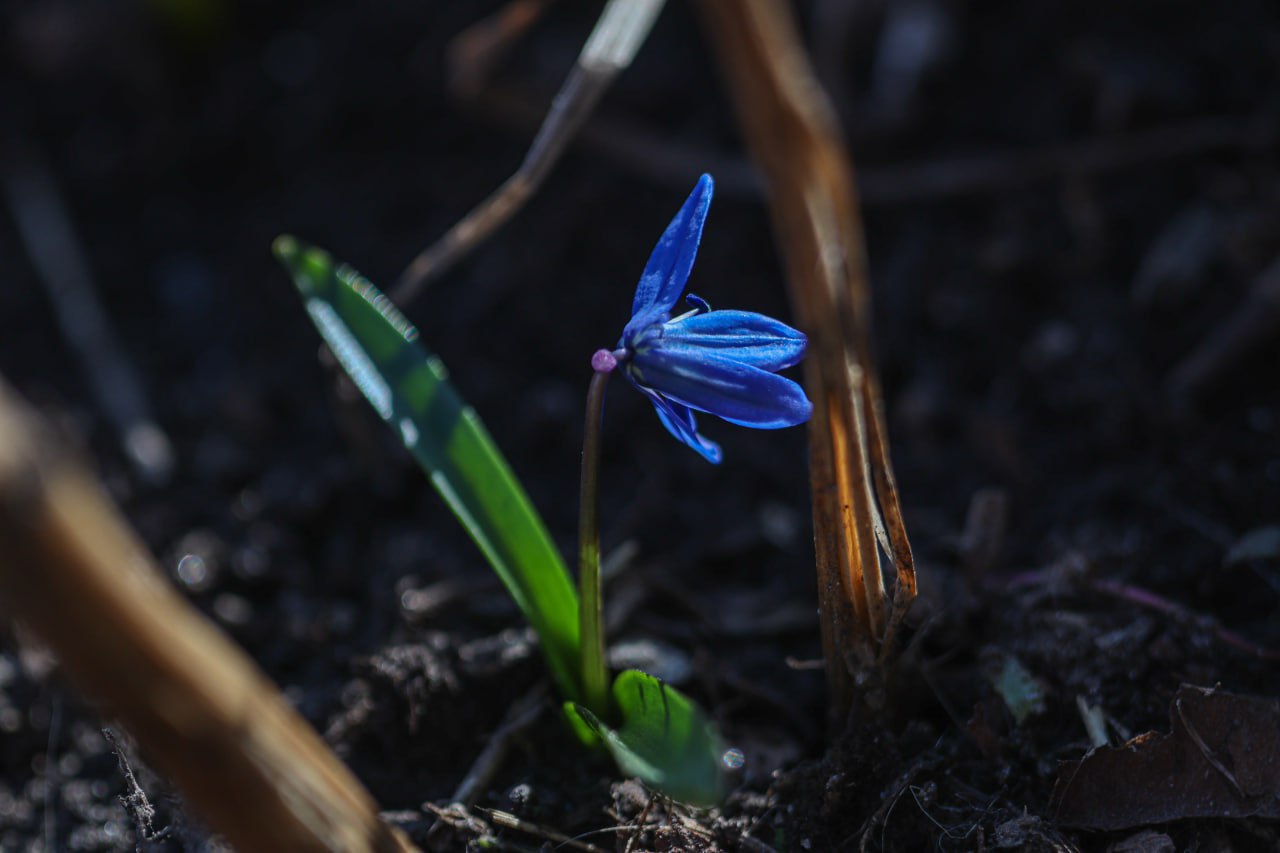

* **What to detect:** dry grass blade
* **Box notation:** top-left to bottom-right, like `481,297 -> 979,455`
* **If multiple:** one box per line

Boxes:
2,147 -> 174,485
445,0 -> 560,98
393,0 -> 667,303
0,377 -> 417,853
697,0 -> 916,719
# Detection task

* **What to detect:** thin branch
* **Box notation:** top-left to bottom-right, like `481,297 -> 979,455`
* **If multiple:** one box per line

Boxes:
1091,577 -> 1280,662
445,0 -> 560,98
480,807 -> 610,853
1168,250 -> 1280,401
1,147 -> 173,484
1175,696 -> 1245,799
393,0 -> 667,303
455,82 -> 1275,207
450,684 -> 547,806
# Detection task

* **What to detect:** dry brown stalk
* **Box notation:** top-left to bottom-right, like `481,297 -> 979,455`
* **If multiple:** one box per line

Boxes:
0,377 -> 418,853
697,0 -> 917,722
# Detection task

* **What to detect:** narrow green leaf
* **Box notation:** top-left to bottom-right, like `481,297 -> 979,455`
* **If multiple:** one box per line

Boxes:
567,670 -> 727,805
273,236 -> 581,701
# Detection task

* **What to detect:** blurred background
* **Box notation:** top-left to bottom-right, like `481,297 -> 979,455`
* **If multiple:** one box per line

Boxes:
2,1 -> 1279,849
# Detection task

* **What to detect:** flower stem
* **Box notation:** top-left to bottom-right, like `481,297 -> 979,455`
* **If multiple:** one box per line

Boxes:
578,353 -> 615,716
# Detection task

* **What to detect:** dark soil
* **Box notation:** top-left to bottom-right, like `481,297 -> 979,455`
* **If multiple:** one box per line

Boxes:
3,1 -> 1279,850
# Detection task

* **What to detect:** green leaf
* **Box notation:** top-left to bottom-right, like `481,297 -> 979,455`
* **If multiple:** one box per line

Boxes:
273,237 -> 581,701
567,670 -> 727,805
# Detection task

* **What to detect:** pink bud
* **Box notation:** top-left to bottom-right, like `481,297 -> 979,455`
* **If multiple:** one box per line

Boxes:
591,349 -> 618,373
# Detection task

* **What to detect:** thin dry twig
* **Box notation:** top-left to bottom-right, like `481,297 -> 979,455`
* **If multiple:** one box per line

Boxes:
697,0 -> 916,723
858,755 -> 937,853
451,83 -> 766,199
449,683 -> 548,807
0,377 -> 417,853
1090,577 -> 1280,662
860,113 -> 1276,204
393,0 -> 667,303
428,803 -> 634,852
478,806 -> 611,853
1174,696 -> 1245,799
456,80 -> 1275,208
43,693 -> 62,851
739,833 -> 780,853
1168,250 -> 1280,401
445,0 -> 560,98
1,147 -> 174,485
423,803 -> 493,845
622,795 -> 653,853
1008,566 -> 1280,662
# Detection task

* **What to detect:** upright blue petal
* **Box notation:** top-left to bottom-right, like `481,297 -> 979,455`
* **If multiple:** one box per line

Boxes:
662,310 -> 807,371
630,348 -> 812,429
624,175 -> 715,339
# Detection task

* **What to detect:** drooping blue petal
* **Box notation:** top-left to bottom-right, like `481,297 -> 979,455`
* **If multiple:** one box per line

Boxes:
624,174 -> 715,339
630,348 -> 812,429
629,378 -> 723,463
662,309 -> 807,371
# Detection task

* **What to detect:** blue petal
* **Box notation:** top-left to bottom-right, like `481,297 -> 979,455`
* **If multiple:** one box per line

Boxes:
684,294 -> 712,314
629,379 -> 723,463
624,175 -> 715,338
662,310 -> 807,371
630,348 -> 812,429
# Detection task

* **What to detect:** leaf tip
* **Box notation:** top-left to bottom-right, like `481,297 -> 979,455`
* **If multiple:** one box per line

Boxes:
272,234 -> 299,262
563,702 -> 604,747
272,236 -> 333,295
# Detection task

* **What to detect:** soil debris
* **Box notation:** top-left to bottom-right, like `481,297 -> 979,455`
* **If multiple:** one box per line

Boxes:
1051,684 -> 1280,830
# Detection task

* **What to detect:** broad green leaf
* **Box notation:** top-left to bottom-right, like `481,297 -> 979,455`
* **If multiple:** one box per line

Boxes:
567,669 -> 727,805
274,237 -> 581,701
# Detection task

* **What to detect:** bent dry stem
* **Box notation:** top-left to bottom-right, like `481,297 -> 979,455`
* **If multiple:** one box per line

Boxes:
578,349 -> 617,716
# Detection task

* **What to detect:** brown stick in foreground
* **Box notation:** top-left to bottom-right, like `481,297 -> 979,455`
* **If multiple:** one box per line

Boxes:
0,377 -> 418,853
698,0 -> 917,724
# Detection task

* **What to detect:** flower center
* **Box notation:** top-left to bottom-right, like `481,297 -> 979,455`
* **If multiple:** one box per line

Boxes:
622,318 -> 664,359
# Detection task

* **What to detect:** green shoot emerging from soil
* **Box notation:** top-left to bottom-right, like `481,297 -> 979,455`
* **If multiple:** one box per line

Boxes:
275,237 -> 726,805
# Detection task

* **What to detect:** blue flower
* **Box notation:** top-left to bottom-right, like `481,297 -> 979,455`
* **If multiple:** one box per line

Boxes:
606,174 -> 812,463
